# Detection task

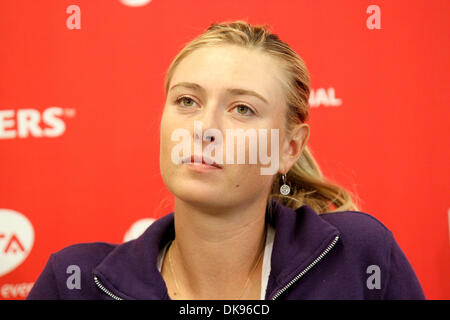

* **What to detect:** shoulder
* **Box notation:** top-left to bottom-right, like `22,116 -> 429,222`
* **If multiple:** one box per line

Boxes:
49,241 -> 119,273
319,209 -> 393,240
318,210 -> 394,260
27,241 -> 120,299
318,210 -> 426,299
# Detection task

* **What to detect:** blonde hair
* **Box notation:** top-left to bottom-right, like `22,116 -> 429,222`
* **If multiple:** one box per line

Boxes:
163,20 -> 361,214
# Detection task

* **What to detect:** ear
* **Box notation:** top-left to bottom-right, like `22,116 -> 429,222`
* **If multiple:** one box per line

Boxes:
279,123 -> 310,174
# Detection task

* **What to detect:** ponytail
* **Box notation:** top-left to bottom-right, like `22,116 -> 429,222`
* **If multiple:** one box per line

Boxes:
269,146 -> 361,214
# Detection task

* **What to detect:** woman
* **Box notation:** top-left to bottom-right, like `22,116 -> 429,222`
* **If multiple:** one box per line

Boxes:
27,20 -> 425,300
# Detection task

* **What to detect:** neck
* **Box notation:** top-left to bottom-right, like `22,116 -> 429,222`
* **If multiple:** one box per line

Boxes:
167,197 -> 268,299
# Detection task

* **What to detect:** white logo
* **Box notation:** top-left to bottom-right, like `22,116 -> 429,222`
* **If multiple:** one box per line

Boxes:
309,88 -> 342,107
120,0 -> 152,7
123,218 -> 155,242
0,209 -> 35,277
0,107 -> 75,139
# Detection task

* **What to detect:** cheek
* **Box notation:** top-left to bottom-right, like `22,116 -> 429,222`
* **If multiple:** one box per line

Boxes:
160,110 -> 178,155
226,163 -> 273,193
159,113 -> 178,173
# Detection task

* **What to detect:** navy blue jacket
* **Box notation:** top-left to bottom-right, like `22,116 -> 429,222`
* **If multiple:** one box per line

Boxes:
27,200 -> 426,300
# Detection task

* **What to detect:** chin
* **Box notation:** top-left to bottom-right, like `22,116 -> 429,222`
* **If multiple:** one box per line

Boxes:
175,182 -> 218,198
171,185 -> 233,208
178,195 -> 229,210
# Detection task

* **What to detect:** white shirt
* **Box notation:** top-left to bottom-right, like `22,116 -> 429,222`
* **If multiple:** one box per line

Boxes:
157,222 -> 276,300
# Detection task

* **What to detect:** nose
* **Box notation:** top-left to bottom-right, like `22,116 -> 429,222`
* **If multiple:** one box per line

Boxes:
193,102 -> 222,142
194,129 -> 217,143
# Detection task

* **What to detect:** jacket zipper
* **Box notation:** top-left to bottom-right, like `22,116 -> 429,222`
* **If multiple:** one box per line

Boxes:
94,275 -> 124,300
271,235 -> 340,300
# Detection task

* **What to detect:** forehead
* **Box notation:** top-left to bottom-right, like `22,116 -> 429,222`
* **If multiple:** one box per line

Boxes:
170,45 -> 285,105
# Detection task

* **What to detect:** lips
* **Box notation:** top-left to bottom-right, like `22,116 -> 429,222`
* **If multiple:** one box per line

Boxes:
182,154 -> 223,169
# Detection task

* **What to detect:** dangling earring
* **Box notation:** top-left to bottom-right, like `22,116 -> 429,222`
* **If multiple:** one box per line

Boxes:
280,174 -> 290,195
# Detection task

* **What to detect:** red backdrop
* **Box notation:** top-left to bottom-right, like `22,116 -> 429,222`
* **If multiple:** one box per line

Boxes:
0,0 -> 449,299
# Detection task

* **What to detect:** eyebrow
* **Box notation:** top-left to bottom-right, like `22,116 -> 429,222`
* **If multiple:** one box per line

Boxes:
169,82 -> 269,104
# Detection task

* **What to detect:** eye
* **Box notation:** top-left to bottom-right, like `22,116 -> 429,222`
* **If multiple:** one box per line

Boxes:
233,104 -> 255,116
175,96 -> 255,116
175,96 -> 197,108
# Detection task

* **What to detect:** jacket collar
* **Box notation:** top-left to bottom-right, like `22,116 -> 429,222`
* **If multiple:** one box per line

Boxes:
93,199 -> 341,300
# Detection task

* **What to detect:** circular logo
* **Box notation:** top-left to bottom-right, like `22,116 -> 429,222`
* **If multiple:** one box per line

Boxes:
123,218 -> 156,242
0,209 -> 35,277
119,0 -> 152,7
